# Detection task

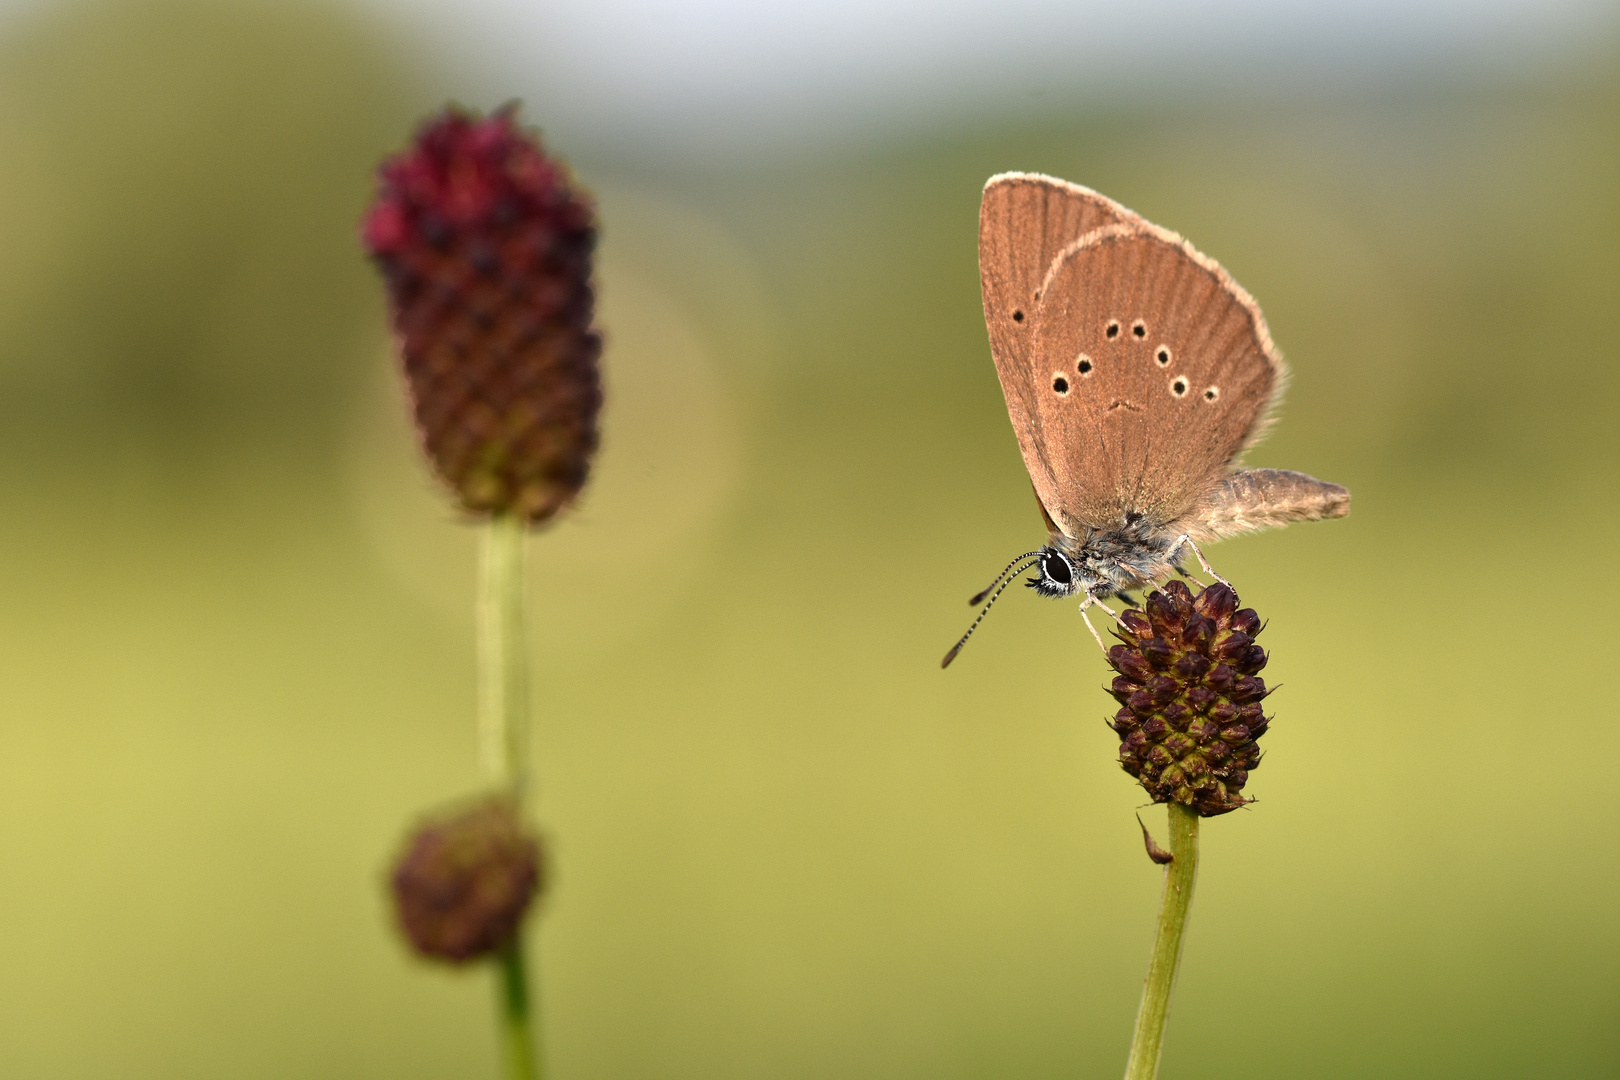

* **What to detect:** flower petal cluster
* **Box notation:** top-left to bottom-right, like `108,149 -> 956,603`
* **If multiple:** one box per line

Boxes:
362,105 -> 600,523
1108,581 -> 1270,816
391,797 -> 542,962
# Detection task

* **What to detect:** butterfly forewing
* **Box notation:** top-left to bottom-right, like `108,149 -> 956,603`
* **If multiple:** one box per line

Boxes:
1027,223 -> 1282,530
979,175 -> 1141,507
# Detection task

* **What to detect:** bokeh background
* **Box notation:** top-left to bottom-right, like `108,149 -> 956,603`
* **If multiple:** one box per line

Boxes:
0,0 -> 1615,1077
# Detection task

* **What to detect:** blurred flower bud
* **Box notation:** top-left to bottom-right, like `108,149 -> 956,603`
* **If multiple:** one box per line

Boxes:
391,796 -> 543,963
362,104 -> 601,524
1107,581 -> 1271,816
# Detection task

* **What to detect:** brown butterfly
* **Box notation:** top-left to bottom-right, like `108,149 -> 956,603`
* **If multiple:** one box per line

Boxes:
944,174 -> 1348,667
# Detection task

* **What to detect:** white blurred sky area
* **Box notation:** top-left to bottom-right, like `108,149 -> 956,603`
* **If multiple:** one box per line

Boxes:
2,0 -> 1615,157
365,0 -> 1618,155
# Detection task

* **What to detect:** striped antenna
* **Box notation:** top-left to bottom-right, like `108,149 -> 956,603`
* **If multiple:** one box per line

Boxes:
942,554 -> 1043,668
968,550 -> 1045,605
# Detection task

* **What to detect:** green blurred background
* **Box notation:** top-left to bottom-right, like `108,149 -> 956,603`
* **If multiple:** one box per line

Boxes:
0,0 -> 1615,1077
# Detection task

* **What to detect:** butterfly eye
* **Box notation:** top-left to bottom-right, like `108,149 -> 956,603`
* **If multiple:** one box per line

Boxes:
1012,309 -> 1024,323
1132,320 -> 1147,338
1076,354 -> 1093,375
1106,320 -> 1121,339
1155,346 -> 1171,366
1042,552 -> 1073,585
1171,377 -> 1188,397
1052,375 -> 1070,395
1204,386 -> 1219,402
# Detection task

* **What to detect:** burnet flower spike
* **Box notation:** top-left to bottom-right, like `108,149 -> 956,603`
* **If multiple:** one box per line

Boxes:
1108,580 -> 1270,818
363,103 -> 601,524
392,798 -> 544,964
1110,578 -> 1275,1080
363,103 -> 601,1080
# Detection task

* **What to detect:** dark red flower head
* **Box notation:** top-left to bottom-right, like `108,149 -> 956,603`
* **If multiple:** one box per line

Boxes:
362,104 -> 601,524
1108,580 -> 1272,816
391,796 -> 543,963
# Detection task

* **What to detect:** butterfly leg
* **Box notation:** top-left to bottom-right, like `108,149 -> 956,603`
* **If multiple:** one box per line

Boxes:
1167,534 -> 1230,588
1077,596 -> 1110,654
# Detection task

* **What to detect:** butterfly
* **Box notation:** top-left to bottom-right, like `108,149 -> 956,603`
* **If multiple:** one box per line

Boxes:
944,174 -> 1348,667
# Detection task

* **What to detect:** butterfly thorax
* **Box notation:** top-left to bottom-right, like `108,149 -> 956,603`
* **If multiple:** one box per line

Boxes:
1028,519 -> 1179,601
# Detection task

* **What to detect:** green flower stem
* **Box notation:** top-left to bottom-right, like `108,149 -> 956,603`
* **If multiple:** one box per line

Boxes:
497,938 -> 540,1080
1123,803 -> 1200,1080
480,512 -> 540,1080
480,512 -> 530,797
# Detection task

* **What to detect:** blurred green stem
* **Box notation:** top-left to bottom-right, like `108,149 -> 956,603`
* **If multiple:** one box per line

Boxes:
480,512 -> 529,797
1123,803 -> 1200,1080
497,938 -> 540,1080
480,512 -> 540,1080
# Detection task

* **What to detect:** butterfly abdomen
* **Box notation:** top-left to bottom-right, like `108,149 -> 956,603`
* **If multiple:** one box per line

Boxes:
1178,469 -> 1350,542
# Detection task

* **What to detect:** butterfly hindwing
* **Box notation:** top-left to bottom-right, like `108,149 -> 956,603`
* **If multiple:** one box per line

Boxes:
1025,223 -> 1283,531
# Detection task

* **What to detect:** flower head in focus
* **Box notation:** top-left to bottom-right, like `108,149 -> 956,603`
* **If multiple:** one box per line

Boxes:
1108,580 -> 1271,817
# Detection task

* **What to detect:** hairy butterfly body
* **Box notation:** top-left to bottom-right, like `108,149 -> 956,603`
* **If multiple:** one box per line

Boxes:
943,174 -> 1348,666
